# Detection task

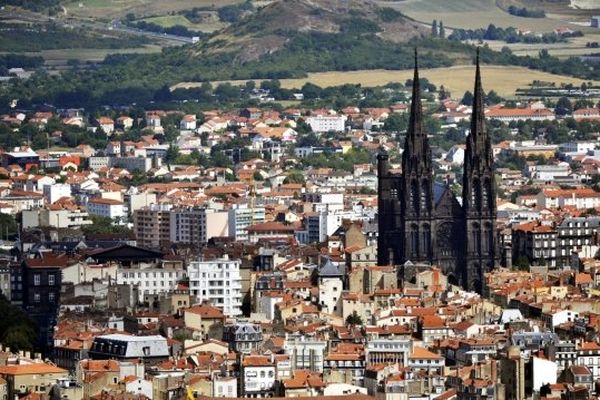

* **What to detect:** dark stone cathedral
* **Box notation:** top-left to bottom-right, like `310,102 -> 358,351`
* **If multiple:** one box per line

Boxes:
377,50 -> 499,293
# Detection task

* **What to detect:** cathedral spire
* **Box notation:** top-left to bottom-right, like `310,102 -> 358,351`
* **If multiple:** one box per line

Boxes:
407,48 -> 424,140
469,48 -> 487,155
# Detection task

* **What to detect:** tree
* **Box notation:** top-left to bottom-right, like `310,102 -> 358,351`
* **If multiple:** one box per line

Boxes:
383,113 -> 408,132
555,96 -> 573,116
461,91 -> 474,106
165,145 -> 179,163
438,21 -> 445,38
346,311 -> 363,326
431,20 -> 438,36
283,171 -> 306,185
514,255 -> 530,270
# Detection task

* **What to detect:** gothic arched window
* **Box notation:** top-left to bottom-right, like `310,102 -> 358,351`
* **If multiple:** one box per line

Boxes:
472,222 -> 481,254
422,224 -> 431,258
411,179 -> 419,213
410,223 -> 419,258
421,179 -> 430,211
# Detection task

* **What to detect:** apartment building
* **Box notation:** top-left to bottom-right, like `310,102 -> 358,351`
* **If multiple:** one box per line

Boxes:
557,217 -> 600,268
134,205 -> 229,249
87,197 -> 124,220
512,221 -> 558,268
228,204 -> 266,241
170,208 -> 229,245
133,204 -> 173,248
187,256 -> 242,316
116,266 -> 186,303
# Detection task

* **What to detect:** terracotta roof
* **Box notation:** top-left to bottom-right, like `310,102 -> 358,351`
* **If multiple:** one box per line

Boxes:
410,347 -> 443,360
242,355 -> 273,367
0,364 -> 67,375
185,304 -> 225,319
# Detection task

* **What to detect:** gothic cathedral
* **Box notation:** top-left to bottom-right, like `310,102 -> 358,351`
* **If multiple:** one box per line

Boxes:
377,50 -> 499,292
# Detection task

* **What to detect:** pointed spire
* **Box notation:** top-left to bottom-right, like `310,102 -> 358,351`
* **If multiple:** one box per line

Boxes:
408,47 -> 423,139
469,47 -> 487,156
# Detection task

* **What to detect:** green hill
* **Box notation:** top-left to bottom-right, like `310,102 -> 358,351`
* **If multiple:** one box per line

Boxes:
1,0 -> 598,109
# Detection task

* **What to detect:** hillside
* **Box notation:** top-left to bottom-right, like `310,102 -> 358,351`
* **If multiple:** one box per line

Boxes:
193,0 -> 428,62
2,0 -> 599,109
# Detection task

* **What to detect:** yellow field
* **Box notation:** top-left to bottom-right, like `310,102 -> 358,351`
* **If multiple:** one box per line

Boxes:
173,65 -> 599,98
484,33 -> 600,58
377,0 -> 596,32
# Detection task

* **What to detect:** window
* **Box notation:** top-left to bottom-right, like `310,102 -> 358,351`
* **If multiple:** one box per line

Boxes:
48,274 -> 55,286
34,293 -> 40,302
33,274 -> 41,286
49,292 -> 55,302
142,346 -> 151,356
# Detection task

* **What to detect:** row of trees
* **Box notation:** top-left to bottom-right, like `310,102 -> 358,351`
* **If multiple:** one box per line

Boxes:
448,24 -> 581,44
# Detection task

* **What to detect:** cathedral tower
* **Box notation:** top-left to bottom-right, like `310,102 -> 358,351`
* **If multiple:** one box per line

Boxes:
462,49 -> 500,292
400,49 -> 434,264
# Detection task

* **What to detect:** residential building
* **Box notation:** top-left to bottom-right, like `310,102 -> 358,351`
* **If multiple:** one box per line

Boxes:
0,364 -> 69,400
43,183 -> 71,204
512,222 -> 558,268
187,257 -> 243,316
87,197 -> 124,221
89,334 -> 169,364
306,115 -> 346,132
223,322 -> 263,354
116,266 -> 186,303
170,207 -> 229,245
133,204 -> 172,248
240,355 -> 276,397
228,204 -> 266,241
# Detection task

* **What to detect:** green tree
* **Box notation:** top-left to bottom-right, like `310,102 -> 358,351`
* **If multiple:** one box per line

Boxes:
555,96 -> 572,116
346,311 -> 363,326
283,171 -> 306,185
461,91 -> 474,106
431,20 -> 438,36
383,113 -> 408,132
165,145 -> 179,163
438,21 -> 445,38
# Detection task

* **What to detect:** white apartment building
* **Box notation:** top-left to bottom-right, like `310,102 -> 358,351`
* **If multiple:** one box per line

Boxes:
187,256 -> 242,316
116,267 -> 186,302
306,115 -> 346,132
87,197 -> 125,220
228,204 -> 266,241
43,183 -> 71,204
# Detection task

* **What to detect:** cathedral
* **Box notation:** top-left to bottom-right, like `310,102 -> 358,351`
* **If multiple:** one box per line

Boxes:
377,50 -> 499,293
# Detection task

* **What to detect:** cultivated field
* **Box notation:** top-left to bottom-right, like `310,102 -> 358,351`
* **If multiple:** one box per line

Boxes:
378,0 -> 594,32
141,14 -> 227,32
11,45 -> 162,68
62,0 -> 243,19
174,65 -> 600,98
484,32 -> 600,58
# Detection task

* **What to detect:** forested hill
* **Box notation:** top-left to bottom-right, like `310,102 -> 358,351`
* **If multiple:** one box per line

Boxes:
1,0 -> 598,110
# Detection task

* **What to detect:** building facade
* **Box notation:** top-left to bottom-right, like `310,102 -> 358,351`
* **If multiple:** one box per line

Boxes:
187,257 -> 243,316
377,51 -> 499,292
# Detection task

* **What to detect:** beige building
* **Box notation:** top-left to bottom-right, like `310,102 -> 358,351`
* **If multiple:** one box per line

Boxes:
0,363 -> 69,399
184,304 -> 226,339
133,204 -> 172,248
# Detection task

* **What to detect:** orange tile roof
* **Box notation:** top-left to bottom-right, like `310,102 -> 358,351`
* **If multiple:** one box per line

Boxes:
0,364 -> 67,375
410,347 -> 443,360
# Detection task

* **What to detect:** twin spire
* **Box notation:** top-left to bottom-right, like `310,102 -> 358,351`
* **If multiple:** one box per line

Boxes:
406,48 -> 487,157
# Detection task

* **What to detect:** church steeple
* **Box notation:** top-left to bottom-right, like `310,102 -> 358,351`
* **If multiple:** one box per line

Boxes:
400,48 -> 434,263
462,48 -> 499,292
402,48 -> 430,174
